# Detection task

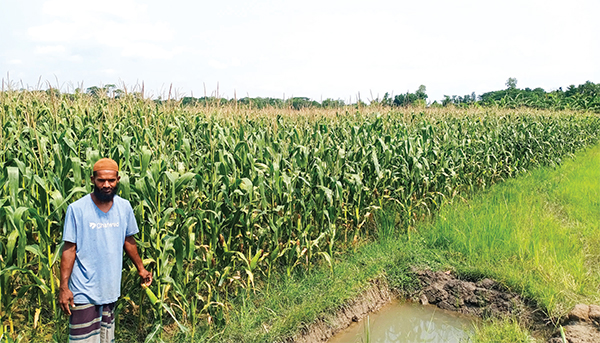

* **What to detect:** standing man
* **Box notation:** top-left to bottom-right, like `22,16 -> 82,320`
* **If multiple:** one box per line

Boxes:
59,158 -> 152,342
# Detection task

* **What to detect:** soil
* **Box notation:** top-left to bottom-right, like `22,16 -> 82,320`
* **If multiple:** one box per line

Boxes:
414,269 -> 531,319
547,304 -> 600,343
287,270 -> 599,343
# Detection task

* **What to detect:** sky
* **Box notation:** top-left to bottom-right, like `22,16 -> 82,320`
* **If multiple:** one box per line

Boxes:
1,0 -> 599,103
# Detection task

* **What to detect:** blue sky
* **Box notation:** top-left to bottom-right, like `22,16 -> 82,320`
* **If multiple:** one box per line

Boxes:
1,0 -> 598,102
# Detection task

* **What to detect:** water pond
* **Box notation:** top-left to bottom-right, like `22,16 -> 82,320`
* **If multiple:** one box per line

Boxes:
327,300 -> 475,343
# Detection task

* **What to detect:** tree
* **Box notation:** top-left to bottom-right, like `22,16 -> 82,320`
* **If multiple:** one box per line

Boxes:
382,92 -> 392,106
287,97 -> 318,110
506,77 -> 517,89
415,85 -> 428,100
86,86 -> 103,97
442,95 -> 453,107
392,85 -> 427,107
322,98 -> 345,108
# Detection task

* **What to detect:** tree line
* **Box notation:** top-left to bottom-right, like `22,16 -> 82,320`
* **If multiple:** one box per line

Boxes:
22,79 -> 600,112
177,79 -> 600,112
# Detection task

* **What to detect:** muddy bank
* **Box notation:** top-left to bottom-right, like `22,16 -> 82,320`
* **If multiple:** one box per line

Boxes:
416,271 -> 600,343
287,279 -> 392,343
547,304 -> 600,343
414,270 -> 536,322
287,270 -> 598,343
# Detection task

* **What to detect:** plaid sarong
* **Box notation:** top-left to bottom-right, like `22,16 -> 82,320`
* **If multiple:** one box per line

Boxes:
69,302 -> 115,343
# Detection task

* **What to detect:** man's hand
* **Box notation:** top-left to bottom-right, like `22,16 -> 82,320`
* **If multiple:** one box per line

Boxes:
59,241 -> 77,316
124,236 -> 153,287
59,287 -> 75,315
139,268 -> 152,287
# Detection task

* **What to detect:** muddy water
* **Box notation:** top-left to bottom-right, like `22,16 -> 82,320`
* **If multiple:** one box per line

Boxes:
328,300 -> 474,343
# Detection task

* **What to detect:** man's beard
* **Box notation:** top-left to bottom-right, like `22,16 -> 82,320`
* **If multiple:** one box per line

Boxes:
93,184 -> 118,202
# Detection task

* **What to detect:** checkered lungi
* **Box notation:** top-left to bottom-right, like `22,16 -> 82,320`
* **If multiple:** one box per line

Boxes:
69,302 -> 115,343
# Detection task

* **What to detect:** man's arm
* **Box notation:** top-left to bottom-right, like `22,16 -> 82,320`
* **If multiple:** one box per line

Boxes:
124,236 -> 152,286
59,242 -> 76,315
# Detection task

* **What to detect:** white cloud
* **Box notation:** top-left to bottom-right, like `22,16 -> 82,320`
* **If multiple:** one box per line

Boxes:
122,43 -> 182,60
32,45 -> 82,62
35,45 -> 66,55
68,55 -> 83,62
28,0 -> 177,59
95,22 -> 174,48
208,60 -> 228,70
41,0 -> 146,21
5,0 -> 599,101
28,21 -> 90,42
208,58 -> 241,70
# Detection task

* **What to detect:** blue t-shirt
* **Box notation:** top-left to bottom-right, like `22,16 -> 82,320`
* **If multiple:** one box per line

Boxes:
62,194 -> 139,305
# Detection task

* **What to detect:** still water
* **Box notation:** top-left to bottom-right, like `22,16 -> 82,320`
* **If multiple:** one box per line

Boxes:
327,300 -> 474,343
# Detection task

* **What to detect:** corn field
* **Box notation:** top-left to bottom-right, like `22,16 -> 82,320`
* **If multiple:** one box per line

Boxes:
1,90 -> 599,341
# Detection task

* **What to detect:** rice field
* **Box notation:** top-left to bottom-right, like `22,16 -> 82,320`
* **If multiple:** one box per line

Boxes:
1,90 -> 599,341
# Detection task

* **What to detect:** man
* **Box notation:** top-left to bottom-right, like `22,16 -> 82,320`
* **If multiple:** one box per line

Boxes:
59,158 -> 152,343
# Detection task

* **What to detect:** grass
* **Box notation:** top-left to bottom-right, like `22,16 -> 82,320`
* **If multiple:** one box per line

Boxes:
172,143 -> 600,343
469,318 -> 532,343
422,143 -> 600,318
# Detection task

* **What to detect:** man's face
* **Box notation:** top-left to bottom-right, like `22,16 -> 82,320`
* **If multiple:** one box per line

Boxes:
91,170 -> 120,202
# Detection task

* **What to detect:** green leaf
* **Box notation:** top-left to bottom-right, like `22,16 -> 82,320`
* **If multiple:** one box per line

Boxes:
6,229 -> 19,266
8,166 -> 19,208
250,249 -> 263,270
144,323 -> 163,343
239,178 -> 253,193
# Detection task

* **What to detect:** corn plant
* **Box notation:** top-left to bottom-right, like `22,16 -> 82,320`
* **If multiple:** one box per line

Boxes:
0,89 -> 599,341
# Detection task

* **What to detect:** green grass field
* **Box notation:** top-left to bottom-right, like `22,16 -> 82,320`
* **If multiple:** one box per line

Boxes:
422,143 -> 600,318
